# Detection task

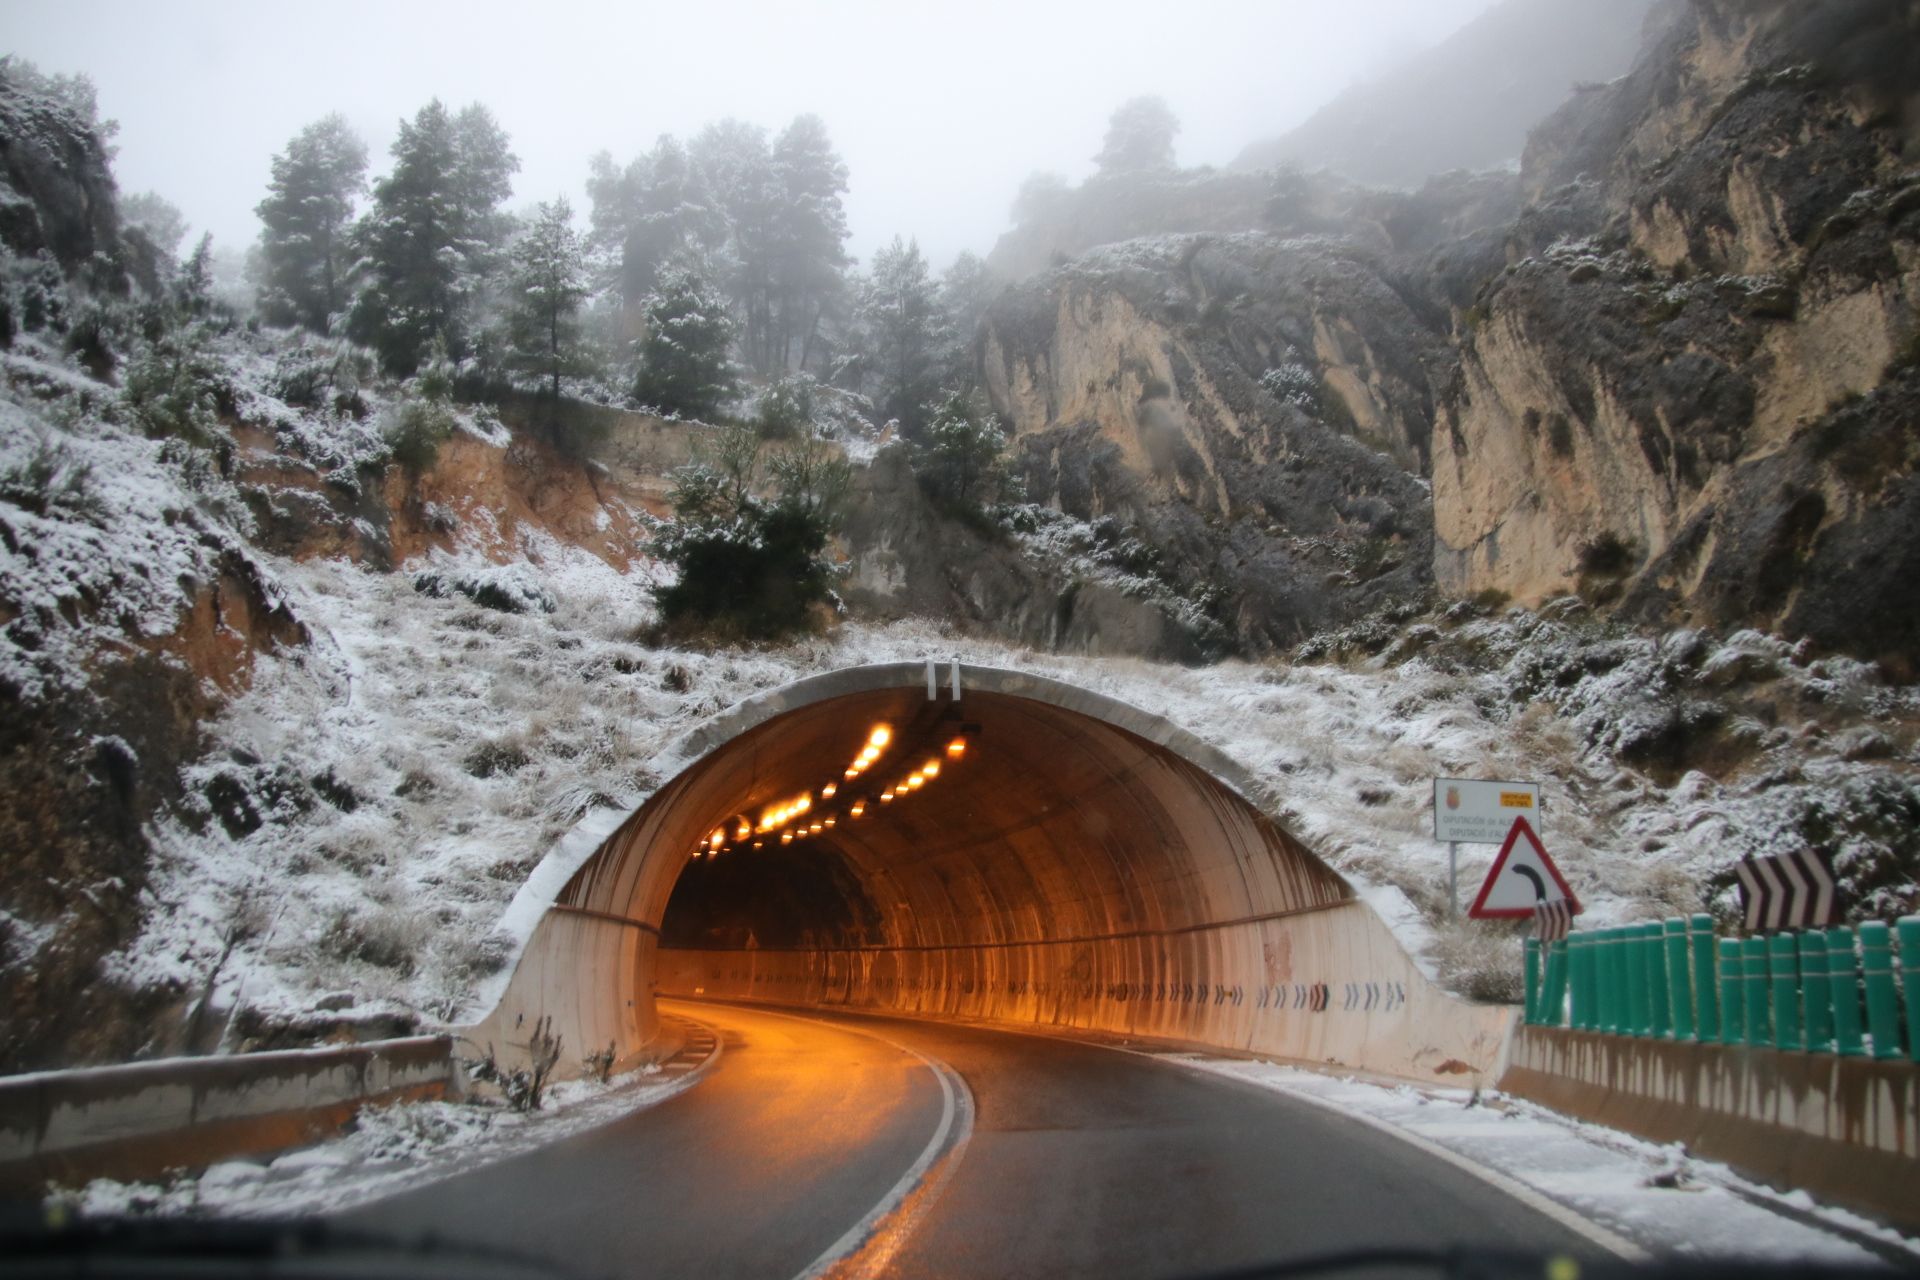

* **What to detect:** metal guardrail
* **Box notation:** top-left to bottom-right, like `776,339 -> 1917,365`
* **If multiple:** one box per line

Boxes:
1524,915 -> 1920,1059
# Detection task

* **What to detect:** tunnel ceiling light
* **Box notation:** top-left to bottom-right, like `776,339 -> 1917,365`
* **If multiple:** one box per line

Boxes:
850,802 -> 866,817
906,775 -> 924,790
946,737 -> 967,757
868,725 -> 892,749
822,783 -> 837,799
922,760 -> 941,778
752,840 -> 763,850
880,790 -> 894,802
781,831 -> 793,844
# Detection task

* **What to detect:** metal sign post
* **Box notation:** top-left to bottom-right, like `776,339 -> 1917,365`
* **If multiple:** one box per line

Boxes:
1448,842 -> 1459,920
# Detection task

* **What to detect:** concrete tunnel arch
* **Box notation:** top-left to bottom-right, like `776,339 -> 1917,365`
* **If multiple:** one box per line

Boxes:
464,662 -> 1512,1085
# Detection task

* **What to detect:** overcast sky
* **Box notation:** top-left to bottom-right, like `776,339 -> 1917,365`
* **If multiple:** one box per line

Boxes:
7,0 -> 1494,270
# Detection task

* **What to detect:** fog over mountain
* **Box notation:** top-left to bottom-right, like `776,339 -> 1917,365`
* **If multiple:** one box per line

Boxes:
3,0 -> 1507,266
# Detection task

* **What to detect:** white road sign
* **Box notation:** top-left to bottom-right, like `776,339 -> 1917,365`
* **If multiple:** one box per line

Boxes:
1433,777 -> 1541,844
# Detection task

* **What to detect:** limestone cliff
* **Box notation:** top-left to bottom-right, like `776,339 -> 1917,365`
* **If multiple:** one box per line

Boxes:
1432,0 -> 1920,669
980,232 -> 1451,653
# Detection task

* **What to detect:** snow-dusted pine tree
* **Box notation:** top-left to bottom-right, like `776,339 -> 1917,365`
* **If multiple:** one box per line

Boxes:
856,236 -> 947,437
633,266 -> 738,421
254,115 -> 367,333
769,114 -> 850,374
346,100 -> 518,374
506,198 -> 590,400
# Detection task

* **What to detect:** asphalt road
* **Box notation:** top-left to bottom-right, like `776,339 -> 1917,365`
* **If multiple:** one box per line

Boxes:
340,1001 -> 1608,1280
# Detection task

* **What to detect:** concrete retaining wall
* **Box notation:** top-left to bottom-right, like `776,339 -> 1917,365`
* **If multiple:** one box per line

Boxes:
1500,1025 -> 1920,1231
657,899 -> 1514,1085
0,1037 -> 453,1195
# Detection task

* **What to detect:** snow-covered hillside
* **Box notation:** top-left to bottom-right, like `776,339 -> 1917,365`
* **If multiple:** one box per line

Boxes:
5,321 -> 1916,1058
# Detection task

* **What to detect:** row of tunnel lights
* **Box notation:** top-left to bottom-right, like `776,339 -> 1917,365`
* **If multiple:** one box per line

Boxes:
692,723 -> 970,859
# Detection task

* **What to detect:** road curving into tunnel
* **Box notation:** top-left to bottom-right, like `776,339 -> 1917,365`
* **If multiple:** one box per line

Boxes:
466,663 -> 1511,1089
340,1000 -> 1622,1280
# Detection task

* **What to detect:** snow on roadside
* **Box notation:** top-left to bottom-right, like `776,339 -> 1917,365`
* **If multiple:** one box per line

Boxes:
47,1060 -> 702,1221
1175,1056 -> 1916,1267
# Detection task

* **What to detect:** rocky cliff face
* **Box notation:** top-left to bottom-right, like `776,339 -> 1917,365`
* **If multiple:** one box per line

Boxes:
975,0 -> 1919,670
979,231 -> 1451,653
0,71 -> 158,297
1432,0 -> 1920,670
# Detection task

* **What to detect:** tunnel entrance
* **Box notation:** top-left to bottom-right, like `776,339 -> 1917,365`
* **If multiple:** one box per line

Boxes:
466,663 -> 1514,1085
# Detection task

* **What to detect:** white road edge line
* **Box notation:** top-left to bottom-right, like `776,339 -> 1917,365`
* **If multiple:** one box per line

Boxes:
711,1005 -> 975,1280
800,1009 -> 1650,1265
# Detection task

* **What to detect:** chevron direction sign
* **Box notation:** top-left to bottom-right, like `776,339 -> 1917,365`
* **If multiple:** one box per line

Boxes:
1735,850 -> 1841,932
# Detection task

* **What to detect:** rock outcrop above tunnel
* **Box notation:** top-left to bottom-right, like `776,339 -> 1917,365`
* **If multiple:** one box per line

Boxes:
1431,0 -> 1920,669
978,231 -> 1451,653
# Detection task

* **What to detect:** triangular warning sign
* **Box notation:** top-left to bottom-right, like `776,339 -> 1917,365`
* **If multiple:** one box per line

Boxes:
1468,815 -> 1582,919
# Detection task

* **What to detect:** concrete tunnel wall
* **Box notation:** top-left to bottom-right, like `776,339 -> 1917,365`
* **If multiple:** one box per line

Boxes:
464,663 -> 1513,1085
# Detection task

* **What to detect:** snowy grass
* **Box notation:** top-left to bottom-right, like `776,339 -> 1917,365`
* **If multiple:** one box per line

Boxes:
44,1058 -> 697,1220
1176,1056 -> 1917,1265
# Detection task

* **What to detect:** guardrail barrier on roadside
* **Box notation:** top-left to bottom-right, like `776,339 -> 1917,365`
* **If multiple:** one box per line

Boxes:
1523,913 -> 1920,1060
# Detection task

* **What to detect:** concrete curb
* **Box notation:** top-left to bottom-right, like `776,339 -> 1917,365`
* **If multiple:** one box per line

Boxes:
1499,1025 -> 1920,1232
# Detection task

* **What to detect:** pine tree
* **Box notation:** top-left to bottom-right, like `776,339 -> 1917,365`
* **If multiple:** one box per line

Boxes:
122,192 -> 188,261
347,100 -> 518,374
690,119 -> 781,374
178,233 -> 214,317
1094,96 -> 1180,175
938,251 -> 996,386
506,198 -> 589,399
586,135 -> 723,315
634,266 -> 738,421
255,115 -> 368,332
914,390 -> 1009,508
769,114 -> 849,373
857,236 -> 947,437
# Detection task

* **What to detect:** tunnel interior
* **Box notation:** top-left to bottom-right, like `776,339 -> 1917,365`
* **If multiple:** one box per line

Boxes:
640,686 -> 1350,957
478,667 -> 1515,1086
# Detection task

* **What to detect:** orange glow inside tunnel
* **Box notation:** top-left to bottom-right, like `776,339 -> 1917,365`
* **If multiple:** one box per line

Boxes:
478,667 -> 1510,1087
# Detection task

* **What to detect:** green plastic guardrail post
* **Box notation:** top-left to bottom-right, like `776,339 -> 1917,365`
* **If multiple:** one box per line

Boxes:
1899,916 -> 1920,1062
1801,930 -> 1833,1054
1664,918 -> 1694,1041
1827,925 -> 1865,1057
1566,932 -> 1587,1029
1524,937 -> 1541,1025
1860,922 -> 1902,1060
1691,915 -> 1720,1043
1770,933 -> 1803,1051
1718,938 -> 1744,1046
1743,936 -> 1772,1047
1597,927 -> 1620,1033
1579,931 -> 1600,1031
1645,922 -> 1672,1039
1625,923 -> 1649,1037
1544,938 -> 1569,1027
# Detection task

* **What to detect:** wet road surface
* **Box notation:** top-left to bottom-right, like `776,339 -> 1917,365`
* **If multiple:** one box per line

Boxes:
340,1000 -> 1606,1279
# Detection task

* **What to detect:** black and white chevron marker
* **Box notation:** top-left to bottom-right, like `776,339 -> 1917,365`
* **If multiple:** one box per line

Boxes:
1735,849 -> 1840,933
1532,898 -> 1572,941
